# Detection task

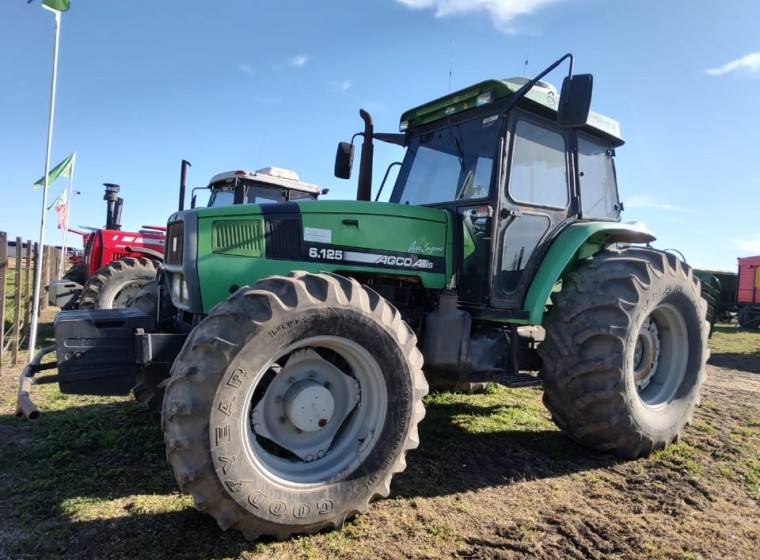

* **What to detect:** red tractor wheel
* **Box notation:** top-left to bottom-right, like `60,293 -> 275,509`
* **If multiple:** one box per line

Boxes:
79,257 -> 160,310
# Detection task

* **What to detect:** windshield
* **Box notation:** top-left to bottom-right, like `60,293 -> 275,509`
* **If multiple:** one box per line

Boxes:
206,180 -> 318,207
390,115 -> 501,205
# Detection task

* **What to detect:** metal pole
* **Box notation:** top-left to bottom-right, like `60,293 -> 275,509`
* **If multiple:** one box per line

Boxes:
29,7 -> 62,360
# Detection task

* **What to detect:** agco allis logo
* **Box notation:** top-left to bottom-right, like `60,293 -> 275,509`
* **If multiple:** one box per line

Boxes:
373,255 -> 434,269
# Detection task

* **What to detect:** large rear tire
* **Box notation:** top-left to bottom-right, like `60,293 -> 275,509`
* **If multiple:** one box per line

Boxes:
162,271 -> 427,540
62,263 -> 85,285
539,247 -> 709,458
79,257 -> 160,309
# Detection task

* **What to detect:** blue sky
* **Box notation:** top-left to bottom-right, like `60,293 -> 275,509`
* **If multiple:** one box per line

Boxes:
1,0 -> 759,272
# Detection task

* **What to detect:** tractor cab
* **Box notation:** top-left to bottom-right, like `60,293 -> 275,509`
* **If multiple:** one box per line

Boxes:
389,76 -> 625,312
204,167 -> 325,208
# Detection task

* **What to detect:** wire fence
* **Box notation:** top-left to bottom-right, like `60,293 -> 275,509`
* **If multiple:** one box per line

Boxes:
1,231 -> 65,371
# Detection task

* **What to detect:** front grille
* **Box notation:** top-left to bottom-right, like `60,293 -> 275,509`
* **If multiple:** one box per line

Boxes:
166,221 -> 184,265
212,220 -> 264,256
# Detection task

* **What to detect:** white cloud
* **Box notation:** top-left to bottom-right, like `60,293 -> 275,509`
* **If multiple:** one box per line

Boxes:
235,63 -> 254,75
395,0 -> 563,32
731,235 -> 760,253
331,79 -> 352,93
624,195 -> 692,213
289,54 -> 310,68
705,52 -> 760,76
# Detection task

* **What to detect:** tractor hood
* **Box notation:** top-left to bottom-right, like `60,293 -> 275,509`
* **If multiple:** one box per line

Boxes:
183,200 -> 452,314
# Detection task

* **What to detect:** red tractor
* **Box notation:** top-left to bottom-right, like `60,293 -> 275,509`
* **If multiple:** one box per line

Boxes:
49,165 -> 325,309
50,183 -> 166,310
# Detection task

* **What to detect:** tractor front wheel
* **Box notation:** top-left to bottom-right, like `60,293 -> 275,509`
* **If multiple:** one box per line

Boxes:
79,257 -> 159,309
162,271 -> 427,540
539,247 -> 709,458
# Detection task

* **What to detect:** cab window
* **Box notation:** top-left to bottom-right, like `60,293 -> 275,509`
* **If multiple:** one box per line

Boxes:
508,120 -> 568,208
577,135 -> 620,219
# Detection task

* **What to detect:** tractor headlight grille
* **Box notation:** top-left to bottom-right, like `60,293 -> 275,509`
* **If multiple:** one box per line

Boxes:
166,221 -> 184,265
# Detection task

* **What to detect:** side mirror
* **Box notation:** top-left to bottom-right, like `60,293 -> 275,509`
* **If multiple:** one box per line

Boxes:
191,193 -> 197,209
557,73 -> 593,127
321,188 -> 330,196
334,142 -> 354,179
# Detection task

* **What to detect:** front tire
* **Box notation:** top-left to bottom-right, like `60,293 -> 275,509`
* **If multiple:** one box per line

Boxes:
79,257 -> 159,309
162,271 -> 427,540
539,247 -> 709,458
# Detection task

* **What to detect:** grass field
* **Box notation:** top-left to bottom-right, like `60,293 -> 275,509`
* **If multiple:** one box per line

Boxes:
1,313 -> 759,559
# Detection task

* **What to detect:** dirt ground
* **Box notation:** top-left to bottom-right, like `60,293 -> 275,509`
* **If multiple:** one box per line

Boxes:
0,350 -> 758,559
431,361 -> 760,560
336,356 -> 759,560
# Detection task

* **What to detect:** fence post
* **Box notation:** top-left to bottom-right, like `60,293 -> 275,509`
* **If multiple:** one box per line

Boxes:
23,239 -> 33,337
0,232 -> 7,371
12,237 -> 22,365
40,244 -> 50,312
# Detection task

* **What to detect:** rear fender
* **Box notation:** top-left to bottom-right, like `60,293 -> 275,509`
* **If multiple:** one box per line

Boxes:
523,222 -> 656,324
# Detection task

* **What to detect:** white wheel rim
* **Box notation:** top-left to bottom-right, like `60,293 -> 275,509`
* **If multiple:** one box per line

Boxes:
240,335 -> 388,485
634,304 -> 688,410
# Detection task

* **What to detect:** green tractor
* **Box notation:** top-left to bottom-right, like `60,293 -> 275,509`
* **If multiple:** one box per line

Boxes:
18,54 -> 709,540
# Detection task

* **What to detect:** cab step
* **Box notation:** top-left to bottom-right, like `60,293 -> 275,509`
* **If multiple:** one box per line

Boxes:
496,372 -> 542,388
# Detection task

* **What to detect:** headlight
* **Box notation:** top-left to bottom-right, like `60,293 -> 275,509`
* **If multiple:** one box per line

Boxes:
166,221 -> 184,265
171,273 -> 189,306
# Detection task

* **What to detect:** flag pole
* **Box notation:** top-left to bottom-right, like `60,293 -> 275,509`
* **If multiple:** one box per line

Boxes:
29,5 -> 62,360
58,153 -> 76,277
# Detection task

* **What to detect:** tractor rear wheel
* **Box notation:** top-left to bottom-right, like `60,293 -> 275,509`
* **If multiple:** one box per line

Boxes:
539,247 -> 709,458
162,271 -> 427,540
62,263 -> 85,285
79,257 -> 159,309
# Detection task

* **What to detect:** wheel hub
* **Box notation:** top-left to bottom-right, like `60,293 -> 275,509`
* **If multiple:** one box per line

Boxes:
283,379 -> 335,432
634,317 -> 660,391
250,349 -> 360,462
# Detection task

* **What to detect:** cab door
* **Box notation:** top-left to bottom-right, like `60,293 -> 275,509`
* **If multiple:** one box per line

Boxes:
489,113 -> 573,311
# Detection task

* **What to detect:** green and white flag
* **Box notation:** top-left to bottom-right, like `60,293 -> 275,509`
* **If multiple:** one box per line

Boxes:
33,152 -> 75,188
42,0 -> 71,11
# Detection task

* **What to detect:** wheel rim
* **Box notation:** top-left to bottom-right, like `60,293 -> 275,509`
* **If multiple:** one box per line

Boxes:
633,304 -> 688,409
240,335 -> 387,485
110,281 -> 147,307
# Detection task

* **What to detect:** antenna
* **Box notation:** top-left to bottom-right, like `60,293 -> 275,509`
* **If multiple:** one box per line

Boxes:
254,133 -> 268,171
449,39 -> 454,92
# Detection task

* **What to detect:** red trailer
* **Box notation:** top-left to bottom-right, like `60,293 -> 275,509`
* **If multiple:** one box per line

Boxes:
737,255 -> 760,328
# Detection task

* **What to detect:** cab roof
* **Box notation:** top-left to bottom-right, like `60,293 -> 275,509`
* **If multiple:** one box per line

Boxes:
208,167 -> 322,194
400,77 -> 624,146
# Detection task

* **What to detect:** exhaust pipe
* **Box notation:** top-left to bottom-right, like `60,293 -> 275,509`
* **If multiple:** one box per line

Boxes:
103,183 -> 121,230
356,109 -> 374,202
179,159 -> 191,211
16,345 -> 57,421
